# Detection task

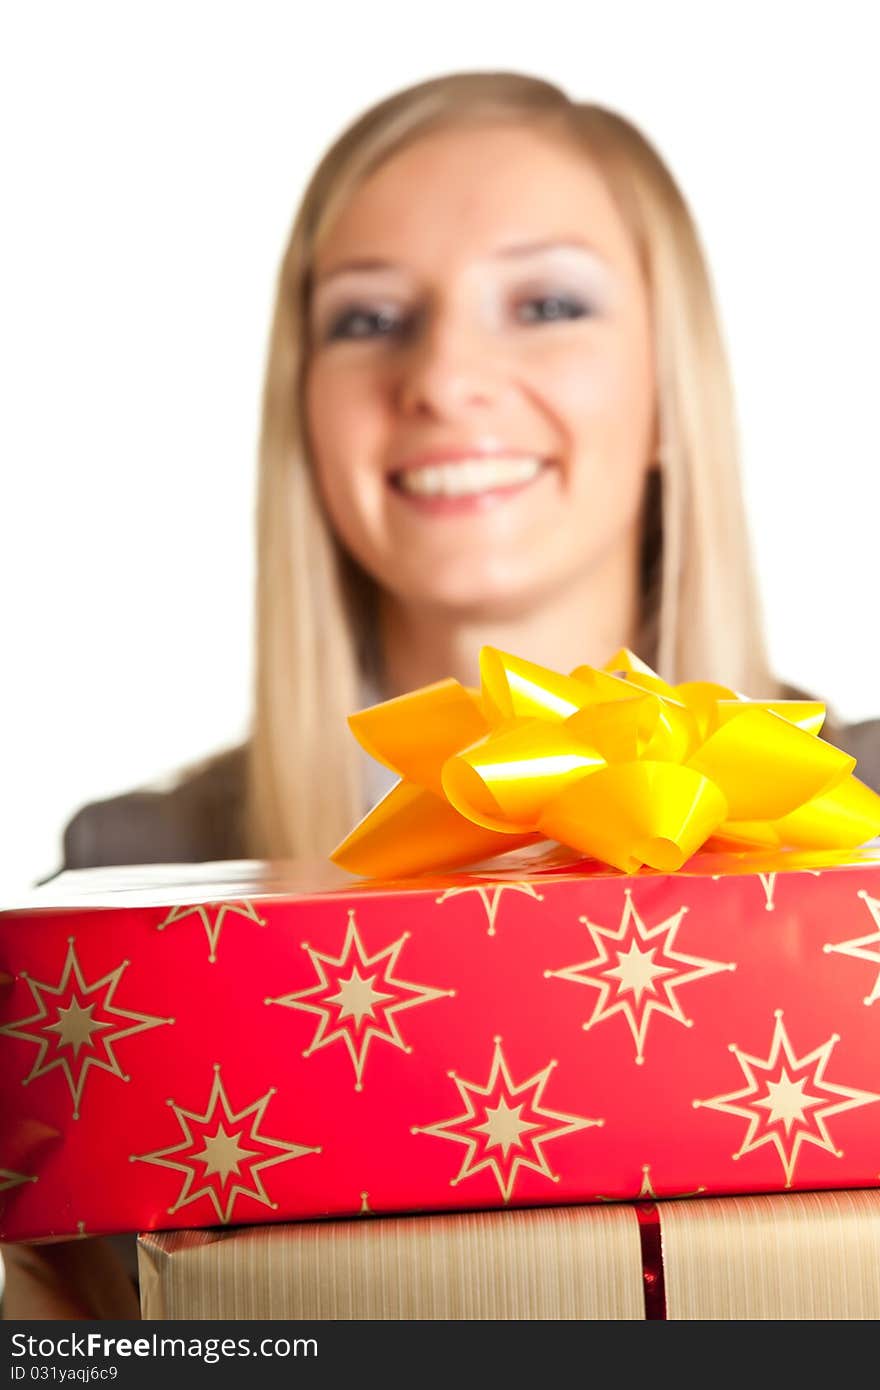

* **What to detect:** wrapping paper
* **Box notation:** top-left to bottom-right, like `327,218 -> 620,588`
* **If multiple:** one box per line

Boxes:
137,1188 -> 880,1320
3,849 -> 880,1242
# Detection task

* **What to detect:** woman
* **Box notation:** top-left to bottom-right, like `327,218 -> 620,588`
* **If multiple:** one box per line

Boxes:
4,69 -> 879,1320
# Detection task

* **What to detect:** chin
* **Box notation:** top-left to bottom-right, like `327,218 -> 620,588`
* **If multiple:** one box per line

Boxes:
408,573 -> 544,623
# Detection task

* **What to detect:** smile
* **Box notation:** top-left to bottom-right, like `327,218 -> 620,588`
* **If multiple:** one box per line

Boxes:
390,455 -> 550,501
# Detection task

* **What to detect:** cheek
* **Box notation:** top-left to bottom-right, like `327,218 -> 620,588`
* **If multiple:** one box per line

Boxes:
531,330 -> 655,475
305,363 -> 384,503
304,361 -> 395,565
306,364 -> 355,474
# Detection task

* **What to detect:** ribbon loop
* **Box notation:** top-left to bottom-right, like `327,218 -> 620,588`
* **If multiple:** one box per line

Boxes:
443,721 -> 606,832
348,679 -> 489,797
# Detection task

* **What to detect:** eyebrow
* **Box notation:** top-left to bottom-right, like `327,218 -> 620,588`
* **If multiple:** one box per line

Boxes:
495,236 -> 604,260
312,257 -> 395,285
312,238 -> 606,286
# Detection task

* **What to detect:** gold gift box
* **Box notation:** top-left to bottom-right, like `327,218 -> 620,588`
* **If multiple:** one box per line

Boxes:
137,1188 -> 880,1321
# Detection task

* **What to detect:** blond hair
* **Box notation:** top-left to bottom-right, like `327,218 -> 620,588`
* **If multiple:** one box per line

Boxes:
246,71 -> 776,861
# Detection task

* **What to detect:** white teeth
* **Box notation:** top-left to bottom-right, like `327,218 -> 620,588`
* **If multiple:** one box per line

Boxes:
396,456 -> 544,498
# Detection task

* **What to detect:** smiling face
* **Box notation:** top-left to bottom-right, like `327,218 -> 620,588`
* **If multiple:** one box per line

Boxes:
304,121 -> 657,621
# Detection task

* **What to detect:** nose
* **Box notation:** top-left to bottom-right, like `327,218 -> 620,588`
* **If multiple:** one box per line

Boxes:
395,310 -> 504,419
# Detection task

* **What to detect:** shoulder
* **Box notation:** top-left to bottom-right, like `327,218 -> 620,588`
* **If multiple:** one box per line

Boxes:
61,745 -> 248,871
827,715 -> 880,793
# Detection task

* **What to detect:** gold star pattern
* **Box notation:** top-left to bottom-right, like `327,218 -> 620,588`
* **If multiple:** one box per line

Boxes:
824,890 -> 880,1006
544,888 -> 735,1064
412,1035 -> 603,1202
435,882 -> 544,936
757,869 -> 822,912
329,967 -> 393,1025
597,1163 -> 706,1202
636,1163 -> 658,1199
758,873 -> 777,912
47,997 -> 109,1053
155,899 -> 267,963
130,1063 -> 320,1224
0,937 -> 173,1118
693,1009 -> 880,1186
0,1168 -> 37,1196
475,1096 -> 540,1157
266,909 -> 454,1090
198,1123 -> 259,1182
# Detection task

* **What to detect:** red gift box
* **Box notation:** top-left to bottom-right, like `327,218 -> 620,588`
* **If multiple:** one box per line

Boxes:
2,847 -> 880,1242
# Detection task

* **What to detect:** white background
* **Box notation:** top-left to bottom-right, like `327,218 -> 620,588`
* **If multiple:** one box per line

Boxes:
2,0 -> 879,899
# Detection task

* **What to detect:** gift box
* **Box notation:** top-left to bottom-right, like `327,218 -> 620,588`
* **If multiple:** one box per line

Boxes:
3,843 -> 880,1243
136,1188 -> 880,1320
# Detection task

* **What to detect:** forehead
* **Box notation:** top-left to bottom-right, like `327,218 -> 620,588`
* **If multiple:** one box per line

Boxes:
313,122 -> 639,275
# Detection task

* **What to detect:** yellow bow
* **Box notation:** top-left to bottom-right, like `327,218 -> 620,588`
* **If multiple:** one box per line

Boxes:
330,647 -> 880,878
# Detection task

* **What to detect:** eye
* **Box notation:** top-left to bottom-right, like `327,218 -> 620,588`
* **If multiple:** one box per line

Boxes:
325,305 -> 404,341
516,293 -> 593,324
